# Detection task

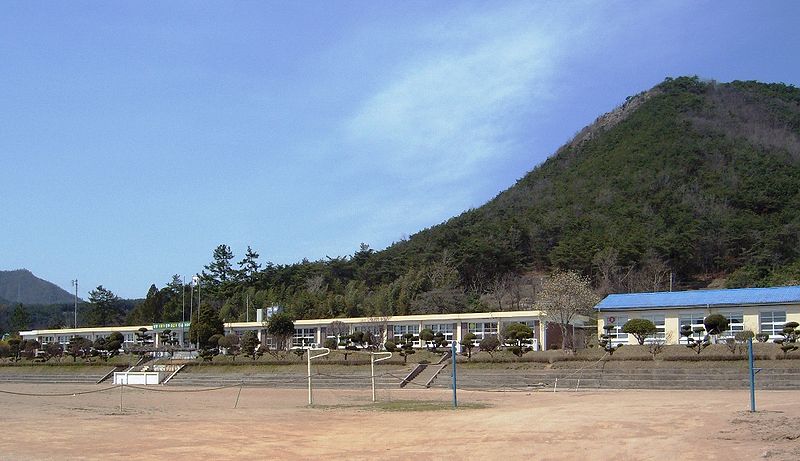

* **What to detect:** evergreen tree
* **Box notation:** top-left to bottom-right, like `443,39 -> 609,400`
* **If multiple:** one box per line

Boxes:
85,286 -> 124,327
238,246 -> 262,283
10,304 -> 29,332
189,305 -> 224,348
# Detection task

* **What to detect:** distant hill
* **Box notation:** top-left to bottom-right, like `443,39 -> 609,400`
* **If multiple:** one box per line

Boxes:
0,269 -> 77,305
371,77 -> 800,290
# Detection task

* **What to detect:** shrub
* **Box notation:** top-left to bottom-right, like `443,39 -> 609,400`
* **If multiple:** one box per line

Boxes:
622,319 -> 657,345
503,323 -> 534,357
680,325 -> 710,354
599,324 -> 622,355
323,338 -> 338,350
479,336 -> 500,358
774,321 -> 800,357
460,332 -> 477,359
703,314 -> 730,336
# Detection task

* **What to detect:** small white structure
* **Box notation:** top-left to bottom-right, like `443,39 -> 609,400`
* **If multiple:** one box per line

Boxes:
113,371 -> 165,385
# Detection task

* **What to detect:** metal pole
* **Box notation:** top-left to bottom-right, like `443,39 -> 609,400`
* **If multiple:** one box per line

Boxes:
451,341 -> 457,409
748,337 -> 756,412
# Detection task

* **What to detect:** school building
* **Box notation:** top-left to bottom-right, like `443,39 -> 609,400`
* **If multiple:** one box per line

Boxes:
595,285 -> 800,345
20,309 -> 587,352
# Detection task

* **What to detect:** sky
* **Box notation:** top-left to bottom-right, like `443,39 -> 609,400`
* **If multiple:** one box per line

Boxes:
1,1 -> 799,299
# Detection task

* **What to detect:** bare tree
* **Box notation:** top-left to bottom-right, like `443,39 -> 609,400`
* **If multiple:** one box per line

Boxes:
304,275 -> 326,294
328,320 -> 350,344
536,271 -> 599,350
427,250 -> 459,289
592,247 -> 620,295
627,251 -> 670,292
488,274 -> 511,311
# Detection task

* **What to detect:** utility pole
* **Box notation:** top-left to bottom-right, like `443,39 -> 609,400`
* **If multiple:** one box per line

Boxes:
71,279 -> 78,328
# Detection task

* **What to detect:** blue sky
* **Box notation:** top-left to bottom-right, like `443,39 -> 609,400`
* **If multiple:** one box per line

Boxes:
1,1 -> 799,299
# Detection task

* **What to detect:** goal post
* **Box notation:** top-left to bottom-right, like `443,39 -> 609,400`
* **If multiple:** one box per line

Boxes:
371,351 -> 392,402
307,347 -> 331,405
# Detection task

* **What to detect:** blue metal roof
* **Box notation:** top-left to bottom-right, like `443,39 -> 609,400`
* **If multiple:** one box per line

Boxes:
595,285 -> 800,311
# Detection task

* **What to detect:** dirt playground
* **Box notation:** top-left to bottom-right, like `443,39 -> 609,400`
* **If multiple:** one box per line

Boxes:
0,384 -> 796,460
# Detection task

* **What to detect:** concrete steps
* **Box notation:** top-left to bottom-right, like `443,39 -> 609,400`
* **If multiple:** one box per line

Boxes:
0,373 -> 108,384
168,372 -> 401,388
431,368 -> 800,390
1,365 -> 797,390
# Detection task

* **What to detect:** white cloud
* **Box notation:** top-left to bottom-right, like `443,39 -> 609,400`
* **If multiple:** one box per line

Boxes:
343,3 -> 590,186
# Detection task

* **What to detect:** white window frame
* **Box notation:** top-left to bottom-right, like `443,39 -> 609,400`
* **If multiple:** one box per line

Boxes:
393,324 -> 421,347
606,316 -> 628,346
639,314 -> 665,343
760,310 -> 787,341
467,322 -> 498,344
292,327 -> 317,349
679,313 -> 705,344
424,323 -> 454,343
719,312 -> 744,339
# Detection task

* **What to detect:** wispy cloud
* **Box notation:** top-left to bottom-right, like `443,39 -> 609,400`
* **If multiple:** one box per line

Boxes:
343,4 -> 589,187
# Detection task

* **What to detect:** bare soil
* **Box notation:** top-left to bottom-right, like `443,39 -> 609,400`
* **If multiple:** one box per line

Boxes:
0,384 -> 795,460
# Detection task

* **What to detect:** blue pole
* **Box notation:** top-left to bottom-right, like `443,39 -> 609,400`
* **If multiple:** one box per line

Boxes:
748,337 -> 756,412
452,340 -> 457,409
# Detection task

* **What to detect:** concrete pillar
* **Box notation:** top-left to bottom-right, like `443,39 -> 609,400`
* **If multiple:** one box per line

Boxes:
664,316 -> 680,345
455,322 -> 462,352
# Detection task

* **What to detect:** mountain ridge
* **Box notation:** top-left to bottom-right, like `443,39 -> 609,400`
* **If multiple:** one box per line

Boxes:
0,269 -> 77,305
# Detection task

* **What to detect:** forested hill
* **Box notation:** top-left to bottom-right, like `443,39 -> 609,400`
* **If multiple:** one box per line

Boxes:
371,77 -> 800,292
0,269 -> 76,305
128,77 -> 800,325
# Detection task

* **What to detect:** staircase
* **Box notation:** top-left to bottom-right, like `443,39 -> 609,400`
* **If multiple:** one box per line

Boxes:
167,369 -> 404,388
427,367 -> 800,390
399,352 -> 452,388
0,368 -> 113,385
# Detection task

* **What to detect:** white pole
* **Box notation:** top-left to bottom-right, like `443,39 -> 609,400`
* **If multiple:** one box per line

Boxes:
307,348 -> 331,405
72,279 -> 78,328
371,352 -> 392,402
308,348 -> 313,405
181,276 -> 185,346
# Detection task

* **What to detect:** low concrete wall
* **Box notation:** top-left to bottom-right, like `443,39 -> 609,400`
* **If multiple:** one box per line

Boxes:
113,371 -> 165,385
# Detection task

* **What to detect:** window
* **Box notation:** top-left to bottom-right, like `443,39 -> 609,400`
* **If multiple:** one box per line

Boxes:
679,313 -> 705,344
424,323 -> 454,342
760,311 -> 786,340
605,316 -> 628,346
639,314 -> 665,343
720,312 -> 744,339
292,328 -> 316,348
467,322 -> 498,343
393,324 -> 420,346
351,325 -> 384,346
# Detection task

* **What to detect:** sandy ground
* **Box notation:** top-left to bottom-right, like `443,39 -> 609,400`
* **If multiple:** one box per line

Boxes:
0,384 -> 796,461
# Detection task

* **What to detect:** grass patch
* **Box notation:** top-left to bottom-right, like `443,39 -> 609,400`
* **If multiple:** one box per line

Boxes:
315,400 -> 489,412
